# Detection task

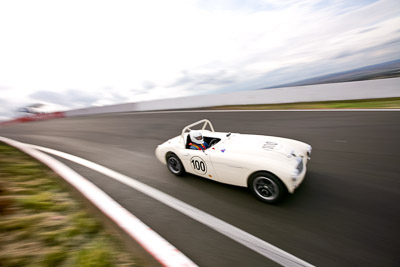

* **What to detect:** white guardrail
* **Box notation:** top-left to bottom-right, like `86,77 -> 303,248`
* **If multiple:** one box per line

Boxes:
66,78 -> 400,117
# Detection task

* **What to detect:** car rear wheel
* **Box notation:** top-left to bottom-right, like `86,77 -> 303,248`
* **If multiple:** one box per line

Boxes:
167,153 -> 185,176
248,172 -> 286,204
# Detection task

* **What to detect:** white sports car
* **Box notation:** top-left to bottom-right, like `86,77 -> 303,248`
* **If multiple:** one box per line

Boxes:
155,119 -> 312,203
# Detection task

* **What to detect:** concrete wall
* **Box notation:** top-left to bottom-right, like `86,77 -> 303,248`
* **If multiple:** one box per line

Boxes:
66,102 -> 138,117
66,77 -> 400,117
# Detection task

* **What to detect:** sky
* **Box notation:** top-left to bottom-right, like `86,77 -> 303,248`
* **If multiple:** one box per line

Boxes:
0,0 -> 399,120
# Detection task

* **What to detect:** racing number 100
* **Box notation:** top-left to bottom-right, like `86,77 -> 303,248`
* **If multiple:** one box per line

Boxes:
191,159 -> 205,172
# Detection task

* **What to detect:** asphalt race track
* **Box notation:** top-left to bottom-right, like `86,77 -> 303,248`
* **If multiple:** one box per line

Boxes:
1,111 -> 399,266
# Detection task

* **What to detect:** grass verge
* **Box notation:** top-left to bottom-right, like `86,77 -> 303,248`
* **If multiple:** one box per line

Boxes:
0,142 -> 140,267
210,97 -> 400,110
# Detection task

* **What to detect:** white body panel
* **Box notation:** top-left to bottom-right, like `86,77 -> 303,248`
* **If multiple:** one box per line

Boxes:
155,120 -> 311,194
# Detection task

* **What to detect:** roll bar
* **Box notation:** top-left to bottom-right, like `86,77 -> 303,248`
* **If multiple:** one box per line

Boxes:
181,119 -> 215,141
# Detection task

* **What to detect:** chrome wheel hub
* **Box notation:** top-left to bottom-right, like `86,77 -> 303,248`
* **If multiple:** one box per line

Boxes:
168,157 -> 181,174
253,176 -> 279,200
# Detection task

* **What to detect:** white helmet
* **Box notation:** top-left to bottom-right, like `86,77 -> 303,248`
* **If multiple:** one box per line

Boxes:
189,130 -> 204,144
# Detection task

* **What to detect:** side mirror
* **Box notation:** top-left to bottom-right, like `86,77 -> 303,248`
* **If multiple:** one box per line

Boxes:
226,132 -> 231,137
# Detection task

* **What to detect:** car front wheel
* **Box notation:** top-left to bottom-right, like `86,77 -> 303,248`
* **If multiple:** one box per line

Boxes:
167,153 -> 185,176
248,172 -> 286,204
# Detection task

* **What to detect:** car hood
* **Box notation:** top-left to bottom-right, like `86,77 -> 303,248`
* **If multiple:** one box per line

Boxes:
218,134 -> 297,159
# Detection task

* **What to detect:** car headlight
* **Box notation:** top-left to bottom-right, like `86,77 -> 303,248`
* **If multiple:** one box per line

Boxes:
291,158 -> 303,181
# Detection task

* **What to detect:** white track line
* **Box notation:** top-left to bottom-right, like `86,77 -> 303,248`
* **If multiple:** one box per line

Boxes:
0,136 -> 197,267
13,141 -> 316,267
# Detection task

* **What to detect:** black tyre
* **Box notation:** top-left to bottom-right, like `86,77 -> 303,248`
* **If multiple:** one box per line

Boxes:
167,153 -> 185,176
248,172 -> 287,204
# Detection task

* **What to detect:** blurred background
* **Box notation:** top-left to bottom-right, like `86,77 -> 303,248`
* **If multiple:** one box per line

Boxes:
0,0 -> 399,120
1,1 -> 400,266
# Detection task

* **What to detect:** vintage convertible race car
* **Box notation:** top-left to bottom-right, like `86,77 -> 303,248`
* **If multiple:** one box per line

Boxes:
155,119 -> 312,203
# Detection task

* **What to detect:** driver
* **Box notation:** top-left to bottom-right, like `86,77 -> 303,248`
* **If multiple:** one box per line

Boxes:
189,130 -> 209,150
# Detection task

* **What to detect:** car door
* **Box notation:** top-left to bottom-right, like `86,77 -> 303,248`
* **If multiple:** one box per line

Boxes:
180,149 -> 219,181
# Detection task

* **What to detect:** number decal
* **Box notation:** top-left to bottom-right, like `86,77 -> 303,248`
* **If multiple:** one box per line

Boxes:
262,141 -> 278,150
190,156 -> 207,175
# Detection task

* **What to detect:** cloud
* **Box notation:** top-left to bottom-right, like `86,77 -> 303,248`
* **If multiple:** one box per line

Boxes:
142,81 -> 156,90
0,98 -> 21,120
0,0 -> 399,120
331,38 -> 400,61
29,88 -> 136,109
30,89 -> 97,107
169,70 -> 237,89
131,88 -> 150,95
358,26 -> 379,34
